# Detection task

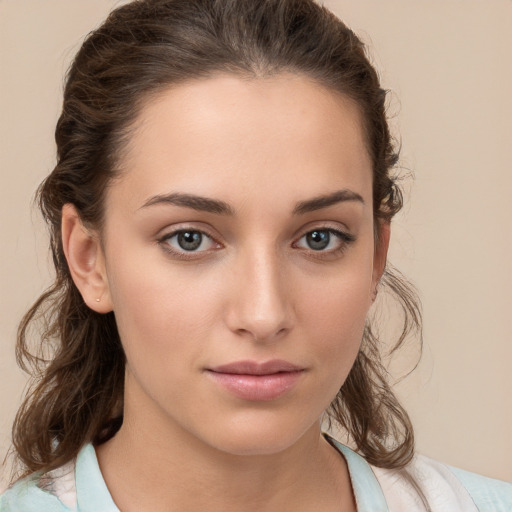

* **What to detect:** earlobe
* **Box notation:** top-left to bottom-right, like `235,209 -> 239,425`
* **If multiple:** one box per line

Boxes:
372,221 -> 391,298
61,203 -> 113,313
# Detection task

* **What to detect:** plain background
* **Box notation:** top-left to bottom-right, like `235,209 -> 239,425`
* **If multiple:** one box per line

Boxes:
1,0 -> 511,487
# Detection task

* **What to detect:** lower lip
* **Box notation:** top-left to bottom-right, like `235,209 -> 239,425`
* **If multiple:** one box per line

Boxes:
206,370 -> 304,401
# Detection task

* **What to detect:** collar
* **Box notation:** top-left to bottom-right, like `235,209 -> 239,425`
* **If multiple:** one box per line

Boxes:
323,434 -> 389,512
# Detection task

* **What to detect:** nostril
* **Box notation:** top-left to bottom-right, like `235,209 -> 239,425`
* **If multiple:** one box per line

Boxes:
234,324 -> 290,343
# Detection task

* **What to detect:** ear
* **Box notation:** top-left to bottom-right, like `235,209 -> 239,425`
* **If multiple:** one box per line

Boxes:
372,220 -> 390,297
61,203 -> 113,313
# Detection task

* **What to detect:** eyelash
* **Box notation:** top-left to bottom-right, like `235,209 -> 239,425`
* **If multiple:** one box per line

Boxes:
157,226 -> 356,260
293,228 -> 356,258
157,228 -> 220,260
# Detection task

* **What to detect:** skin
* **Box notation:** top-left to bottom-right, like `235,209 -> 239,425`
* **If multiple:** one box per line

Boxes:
62,73 -> 389,512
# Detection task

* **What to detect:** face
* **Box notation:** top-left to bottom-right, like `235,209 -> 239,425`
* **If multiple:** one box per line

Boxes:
98,73 -> 385,455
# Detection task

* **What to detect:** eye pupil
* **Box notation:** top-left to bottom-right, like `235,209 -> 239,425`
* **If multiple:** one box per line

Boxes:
307,230 -> 330,250
177,231 -> 202,251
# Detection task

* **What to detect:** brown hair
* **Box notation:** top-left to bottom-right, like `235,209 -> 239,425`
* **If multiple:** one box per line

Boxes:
12,0 -> 421,478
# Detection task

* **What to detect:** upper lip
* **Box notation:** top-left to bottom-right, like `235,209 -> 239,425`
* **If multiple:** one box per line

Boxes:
207,360 -> 304,375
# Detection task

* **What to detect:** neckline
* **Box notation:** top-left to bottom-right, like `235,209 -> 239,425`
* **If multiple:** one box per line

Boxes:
73,437 -> 389,512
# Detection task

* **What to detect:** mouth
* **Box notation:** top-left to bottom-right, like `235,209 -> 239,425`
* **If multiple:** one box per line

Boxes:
205,360 -> 305,401
208,359 -> 304,375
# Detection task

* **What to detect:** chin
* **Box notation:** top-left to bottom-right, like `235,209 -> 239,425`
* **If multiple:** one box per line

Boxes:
196,412 -> 320,457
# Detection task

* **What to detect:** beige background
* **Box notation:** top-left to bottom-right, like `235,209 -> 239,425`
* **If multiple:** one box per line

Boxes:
1,0 -> 511,487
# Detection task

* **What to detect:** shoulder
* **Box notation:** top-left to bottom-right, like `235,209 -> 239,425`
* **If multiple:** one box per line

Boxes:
325,433 -> 512,512
1,444 -> 120,512
371,453 -> 512,512
448,464 -> 512,512
0,460 -> 77,512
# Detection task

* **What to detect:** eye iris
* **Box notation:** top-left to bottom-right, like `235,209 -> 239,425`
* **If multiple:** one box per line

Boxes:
177,231 -> 202,251
307,230 -> 330,250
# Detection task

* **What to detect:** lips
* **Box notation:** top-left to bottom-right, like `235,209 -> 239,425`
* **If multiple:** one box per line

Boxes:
209,359 -> 303,375
206,360 -> 305,401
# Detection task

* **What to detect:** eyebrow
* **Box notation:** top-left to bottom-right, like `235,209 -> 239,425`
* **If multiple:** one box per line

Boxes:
140,193 -> 235,215
292,189 -> 365,214
139,188 -> 364,215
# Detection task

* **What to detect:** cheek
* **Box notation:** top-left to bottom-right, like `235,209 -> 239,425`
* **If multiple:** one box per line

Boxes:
105,245 -> 222,369
298,261 -> 373,376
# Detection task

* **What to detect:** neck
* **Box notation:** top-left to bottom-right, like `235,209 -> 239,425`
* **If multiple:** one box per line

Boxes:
95,385 -> 355,512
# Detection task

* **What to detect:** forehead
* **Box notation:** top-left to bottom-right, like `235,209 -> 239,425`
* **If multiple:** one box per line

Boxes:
110,73 -> 372,212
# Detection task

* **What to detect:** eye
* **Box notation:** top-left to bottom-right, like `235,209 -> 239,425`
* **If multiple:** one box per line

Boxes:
160,229 -> 218,254
295,228 -> 355,252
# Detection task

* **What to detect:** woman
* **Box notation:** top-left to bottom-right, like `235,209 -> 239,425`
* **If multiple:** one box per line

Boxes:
1,0 -> 510,510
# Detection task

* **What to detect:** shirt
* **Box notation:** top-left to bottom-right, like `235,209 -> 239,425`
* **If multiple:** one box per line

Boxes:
1,436 -> 511,511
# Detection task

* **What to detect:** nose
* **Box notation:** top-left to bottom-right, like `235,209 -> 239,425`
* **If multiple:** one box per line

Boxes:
225,247 -> 294,343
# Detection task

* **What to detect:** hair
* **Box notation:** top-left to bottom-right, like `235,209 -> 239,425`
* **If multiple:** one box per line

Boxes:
12,0 -> 422,480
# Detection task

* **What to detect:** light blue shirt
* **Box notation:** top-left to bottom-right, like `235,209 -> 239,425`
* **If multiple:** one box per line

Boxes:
1,439 -> 511,511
